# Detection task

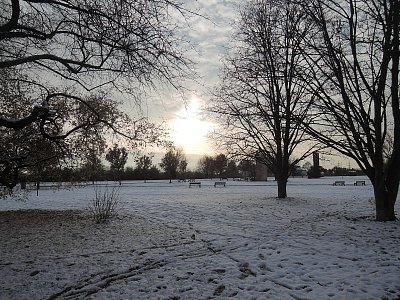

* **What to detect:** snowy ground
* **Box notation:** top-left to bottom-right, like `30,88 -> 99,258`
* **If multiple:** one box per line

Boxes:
0,176 -> 399,300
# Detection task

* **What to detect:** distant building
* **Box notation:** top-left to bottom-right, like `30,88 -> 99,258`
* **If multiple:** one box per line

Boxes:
255,160 -> 270,181
292,165 -> 307,177
254,150 -> 272,181
308,151 -> 322,178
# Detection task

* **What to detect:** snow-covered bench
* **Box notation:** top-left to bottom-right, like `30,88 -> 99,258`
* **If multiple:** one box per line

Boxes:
214,181 -> 226,187
189,182 -> 201,188
333,181 -> 345,186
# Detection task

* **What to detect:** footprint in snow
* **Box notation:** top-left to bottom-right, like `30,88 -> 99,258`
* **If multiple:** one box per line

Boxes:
238,262 -> 256,278
213,285 -> 225,296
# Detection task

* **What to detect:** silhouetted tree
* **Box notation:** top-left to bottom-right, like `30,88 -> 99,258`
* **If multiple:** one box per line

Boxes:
226,160 -> 239,178
160,147 -> 186,183
214,154 -> 228,179
148,166 -> 161,180
134,154 -> 153,183
197,155 -> 216,179
81,148 -> 105,184
238,159 -> 256,180
178,157 -> 188,180
106,144 -> 128,184
300,0 -> 400,220
210,0 -> 317,197
0,0 -> 194,189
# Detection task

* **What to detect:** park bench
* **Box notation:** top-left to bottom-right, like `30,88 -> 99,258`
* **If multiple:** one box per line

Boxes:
354,180 -> 365,186
214,181 -> 226,187
333,181 -> 345,186
189,182 -> 201,188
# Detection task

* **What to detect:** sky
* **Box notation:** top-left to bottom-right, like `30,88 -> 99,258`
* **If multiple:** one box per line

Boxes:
128,0 -> 357,170
139,0 -> 240,168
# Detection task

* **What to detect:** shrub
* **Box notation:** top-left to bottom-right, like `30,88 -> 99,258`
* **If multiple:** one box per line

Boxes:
89,187 -> 119,223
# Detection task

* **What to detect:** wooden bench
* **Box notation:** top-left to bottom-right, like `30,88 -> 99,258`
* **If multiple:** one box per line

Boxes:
214,181 -> 226,187
333,181 -> 345,186
189,182 -> 201,188
354,180 -> 365,186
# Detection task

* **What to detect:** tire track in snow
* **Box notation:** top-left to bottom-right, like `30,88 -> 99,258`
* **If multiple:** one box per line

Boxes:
47,239 -> 222,299
48,259 -> 168,300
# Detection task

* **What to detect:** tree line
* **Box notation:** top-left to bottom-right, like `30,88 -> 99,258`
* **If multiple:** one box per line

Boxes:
20,143 -> 362,184
19,145 -> 259,184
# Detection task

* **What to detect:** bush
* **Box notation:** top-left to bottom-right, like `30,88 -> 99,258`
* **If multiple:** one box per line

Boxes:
89,187 -> 119,223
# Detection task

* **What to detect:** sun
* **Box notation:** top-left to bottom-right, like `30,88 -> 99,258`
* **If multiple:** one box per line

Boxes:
169,96 -> 213,154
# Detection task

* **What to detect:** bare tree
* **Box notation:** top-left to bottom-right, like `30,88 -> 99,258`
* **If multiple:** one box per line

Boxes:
214,154 -> 228,180
80,150 -> 103,183
0,0 -> 191,94
105,144 -> 128,185
160,147 -> 185,183
134,154 -> 154,183
0,68 -> 67,188
197,155 -> 215,179
0,0 -> 193,189
226,160 -> 239,178
178,156 -> 188,180
210,0 -> 318,198
300,0 -> 400,221
238,159 -> 256,180
0,68 -> 154,188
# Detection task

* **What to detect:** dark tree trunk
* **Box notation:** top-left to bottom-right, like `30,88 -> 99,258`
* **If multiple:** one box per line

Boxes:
375,192 -> 396,221
36,181 -> 40,196
277,176 -> 287,198
373,178 -> 397,221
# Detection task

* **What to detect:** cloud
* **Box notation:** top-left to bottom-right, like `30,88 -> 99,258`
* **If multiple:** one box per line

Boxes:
178,0 -> 240,88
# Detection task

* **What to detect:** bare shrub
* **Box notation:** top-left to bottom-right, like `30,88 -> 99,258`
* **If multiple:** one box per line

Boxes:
89,187 -> 119,223
0,185 -> 29,201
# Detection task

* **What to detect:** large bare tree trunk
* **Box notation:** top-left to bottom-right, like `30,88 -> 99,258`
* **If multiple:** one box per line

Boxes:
373,169 -> 398,221
277,177 -> 287,198
374,186 -> 396,221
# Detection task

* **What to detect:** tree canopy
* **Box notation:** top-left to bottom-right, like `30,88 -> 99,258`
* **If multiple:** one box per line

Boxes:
0,0 -> 193,189
160,147 -> 186,183
210,0 -> 318,198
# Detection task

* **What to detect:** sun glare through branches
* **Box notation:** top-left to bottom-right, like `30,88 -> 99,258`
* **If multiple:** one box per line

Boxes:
169,95 -> 213,155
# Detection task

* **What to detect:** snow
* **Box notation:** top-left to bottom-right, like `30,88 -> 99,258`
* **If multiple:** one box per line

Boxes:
0,176 -> 399,300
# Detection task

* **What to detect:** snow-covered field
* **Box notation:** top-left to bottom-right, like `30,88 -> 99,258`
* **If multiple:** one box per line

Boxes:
0,176 -> 399,300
